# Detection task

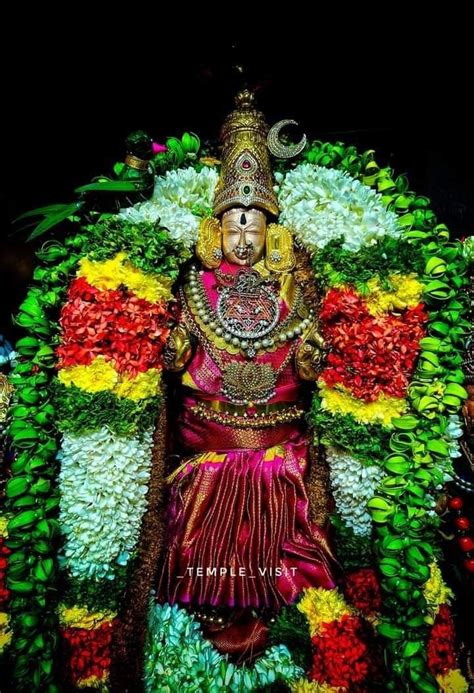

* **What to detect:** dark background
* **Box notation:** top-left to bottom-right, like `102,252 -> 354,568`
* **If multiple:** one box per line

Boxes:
2,18 -> 473,344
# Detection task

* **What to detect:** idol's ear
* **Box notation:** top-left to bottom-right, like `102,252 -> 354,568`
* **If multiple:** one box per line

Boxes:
195,217 -> 222,269
264,224 -> 296,273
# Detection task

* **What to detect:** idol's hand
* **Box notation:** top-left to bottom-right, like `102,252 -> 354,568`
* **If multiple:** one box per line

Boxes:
295,321 -> 326,381
162,324 -> 193,372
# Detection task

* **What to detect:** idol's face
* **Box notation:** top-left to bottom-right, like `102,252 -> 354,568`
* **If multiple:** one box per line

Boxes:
221,208 -> 267,266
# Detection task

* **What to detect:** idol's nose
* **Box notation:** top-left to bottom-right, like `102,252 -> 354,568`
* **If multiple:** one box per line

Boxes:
238,226 -> 248,246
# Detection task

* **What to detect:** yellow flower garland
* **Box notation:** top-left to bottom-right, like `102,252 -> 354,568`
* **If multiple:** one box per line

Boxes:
0,612 -> 12,652
436,669 -> 469,693
76,674 -> 109,690
78,252 -> 174,303
291,680 -> 339,692
59,604 -> 116,630
297,587 -> 352,638
58,357 -> 162,401
319,382 -> 407,427
423,561 -> 453,621
364,273 -> 424,316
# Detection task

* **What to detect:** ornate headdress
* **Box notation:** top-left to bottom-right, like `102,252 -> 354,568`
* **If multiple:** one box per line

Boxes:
198,90 -> 306,270
213,90 -> 279,217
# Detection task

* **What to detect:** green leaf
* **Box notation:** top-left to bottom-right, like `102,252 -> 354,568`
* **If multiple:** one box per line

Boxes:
414,676 -> 439,693
383,537 -> 405,552
5,476 -> 30,498
444,382 -> 468,399
367,497 -> 394,511
377,622 -> 404,639
7,579 -> 34,593
403,640 -> 422,657
426,439 -> 449,457
392,416 -> 419,431
379,557 -> 401,576
15,204 -> 72,222
27,202 -> 83,240
75,180 -> 147,193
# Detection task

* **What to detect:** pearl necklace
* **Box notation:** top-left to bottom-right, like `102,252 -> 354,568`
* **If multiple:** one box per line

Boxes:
185,265 -> 313,358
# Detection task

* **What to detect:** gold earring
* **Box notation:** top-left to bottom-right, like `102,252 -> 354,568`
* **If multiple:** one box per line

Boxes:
265,224 -> 296,273
196,217 -> 222,269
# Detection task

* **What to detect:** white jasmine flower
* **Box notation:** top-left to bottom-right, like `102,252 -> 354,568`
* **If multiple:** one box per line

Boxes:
277,163 -> 401,252
326,447 -> 383,536
118,166 -> 219,249
58,426 -> 154,579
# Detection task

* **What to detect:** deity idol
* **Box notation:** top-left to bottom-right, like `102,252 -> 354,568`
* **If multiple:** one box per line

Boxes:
155,90 -> 337,655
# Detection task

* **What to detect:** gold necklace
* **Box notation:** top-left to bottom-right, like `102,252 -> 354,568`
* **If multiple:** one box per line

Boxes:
184,266 -> 312,359
180,286 -> 298,405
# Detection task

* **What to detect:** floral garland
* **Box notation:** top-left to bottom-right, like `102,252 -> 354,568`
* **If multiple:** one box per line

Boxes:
4,133 -> 470,692
296,143 -> 470,691
325,448 -> 384,537
5,239 -> 81,689
52,232 -> 190,687
287,586 -> 383,691
58,427 -> 155,579
276,163 -> 401,252
144,601 -> 303,692
118,165 -> 219,249
59,604 -> 117,690
5,214 -> 191,688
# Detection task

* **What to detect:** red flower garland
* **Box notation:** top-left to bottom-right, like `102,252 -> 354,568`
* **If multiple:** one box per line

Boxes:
0,535 -> 11,608
320,288 -> 428,402
310,614 -> 371,688
344,568 -> 382,615
427,604 -> 457,676
56,278 -> 173,377
61,620 -> 115,684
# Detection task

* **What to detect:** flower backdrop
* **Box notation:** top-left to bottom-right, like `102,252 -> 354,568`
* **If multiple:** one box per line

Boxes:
1,132 -> 471,692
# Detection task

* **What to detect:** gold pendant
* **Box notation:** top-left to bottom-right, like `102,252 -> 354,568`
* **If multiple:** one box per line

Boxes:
221,361 -> 277,405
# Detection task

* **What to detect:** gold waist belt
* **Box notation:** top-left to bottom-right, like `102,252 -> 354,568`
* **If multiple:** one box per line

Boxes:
190,399 -> 305,429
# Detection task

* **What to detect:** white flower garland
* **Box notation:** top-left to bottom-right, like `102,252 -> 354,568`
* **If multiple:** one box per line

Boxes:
144,601 -> 303,692
276,163 -> 401,252
58,426 -> 154,579
326,447 -> 384,536
118,166 -> 219,249
118,161 -> 399,255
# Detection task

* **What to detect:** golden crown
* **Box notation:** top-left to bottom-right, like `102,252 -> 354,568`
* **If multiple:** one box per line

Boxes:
213,90 -> 279,217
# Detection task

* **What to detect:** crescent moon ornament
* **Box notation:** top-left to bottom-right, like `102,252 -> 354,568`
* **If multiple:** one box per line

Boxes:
267,119 -> 307,159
